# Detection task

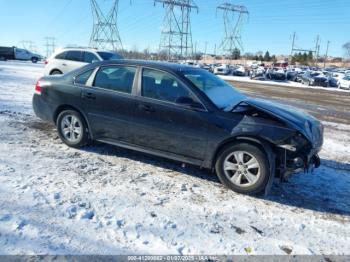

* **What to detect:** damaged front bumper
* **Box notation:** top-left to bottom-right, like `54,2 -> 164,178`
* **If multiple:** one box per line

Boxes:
277,145 -> 322,181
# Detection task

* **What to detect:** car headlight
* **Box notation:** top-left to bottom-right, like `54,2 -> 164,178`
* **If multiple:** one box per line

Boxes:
278,133 -> 309,152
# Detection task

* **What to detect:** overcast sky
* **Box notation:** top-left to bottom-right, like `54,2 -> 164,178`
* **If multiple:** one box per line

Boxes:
0,0 -> 349,57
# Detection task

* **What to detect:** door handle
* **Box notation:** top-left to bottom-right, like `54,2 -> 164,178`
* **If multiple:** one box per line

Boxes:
62,63 -> 67,66
82,92 -> 96,100
138,104 -> 154,112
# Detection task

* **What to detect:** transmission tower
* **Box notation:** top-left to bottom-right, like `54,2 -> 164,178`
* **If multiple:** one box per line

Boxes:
217,2 -> 249,57
290,32 -> 321,65
155,0 -> 198,61
44,37 -> 56,58
20,41 -> 38,53
89,0 -> 124,51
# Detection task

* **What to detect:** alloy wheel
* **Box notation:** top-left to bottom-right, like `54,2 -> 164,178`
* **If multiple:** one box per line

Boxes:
223,151 -> 261,187
60,115 -> 83,143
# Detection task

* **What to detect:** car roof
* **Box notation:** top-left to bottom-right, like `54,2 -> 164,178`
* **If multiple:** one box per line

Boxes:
94,59 -> 200,72
60,48 -> 114,53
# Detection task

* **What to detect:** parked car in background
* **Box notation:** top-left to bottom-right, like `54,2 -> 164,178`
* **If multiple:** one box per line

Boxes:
44,48 -> 123,76
300,71 -> 337,87
338,75 -> 350,90
231,65 -> 246,76
286,70 -> 298,81
266,67 -> 286,81
0,46 -> 42,63
330,72 -> 345,83
272,61 -> 288,69
300,71 -> 320,85
250,66 -> 265,79
296,71 -> 307,83
213,64 -> 231,75
197,63 -> 211,71
33,60 -> 323,195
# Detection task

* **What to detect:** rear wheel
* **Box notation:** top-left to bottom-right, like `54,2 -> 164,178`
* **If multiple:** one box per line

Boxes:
31,57 -> 38,63
215,143 -> 270,195
50,70 -> 63,75
57,110 -> 89,148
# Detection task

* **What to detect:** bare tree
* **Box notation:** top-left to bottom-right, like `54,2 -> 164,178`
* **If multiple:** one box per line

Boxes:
343,42 -> 350,58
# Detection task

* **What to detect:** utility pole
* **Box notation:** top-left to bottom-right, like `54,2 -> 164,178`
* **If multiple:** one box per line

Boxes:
324,40 -> 330,68
89,0 -> 125,51
290,32 -> 296,60
44,37 -> 56,58
204,41 -> 208,56
214,43 -> 217,63
155,0 -> 198,61
217,2 -> 249,58
315,35 -> 320,66
194,41 -> 198,61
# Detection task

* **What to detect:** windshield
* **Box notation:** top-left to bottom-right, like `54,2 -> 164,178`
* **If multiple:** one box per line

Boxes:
97,52 -> 123,61
181,69 -> 246,109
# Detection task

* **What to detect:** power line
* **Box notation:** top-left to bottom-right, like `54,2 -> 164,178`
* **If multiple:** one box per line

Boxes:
45,0 -> 73,30
19,41 -> 38,53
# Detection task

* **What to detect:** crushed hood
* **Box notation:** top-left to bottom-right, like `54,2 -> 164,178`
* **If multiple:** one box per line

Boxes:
239,98 -> 323,145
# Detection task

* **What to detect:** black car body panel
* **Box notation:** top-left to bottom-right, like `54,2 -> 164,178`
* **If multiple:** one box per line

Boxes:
243,99 -> 323,147
33,59 -> 323,181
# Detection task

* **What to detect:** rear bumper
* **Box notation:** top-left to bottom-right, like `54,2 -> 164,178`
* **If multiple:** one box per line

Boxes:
32,94 -> 54,122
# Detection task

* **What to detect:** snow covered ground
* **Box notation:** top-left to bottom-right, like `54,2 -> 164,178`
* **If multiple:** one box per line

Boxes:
0,61 -> 349,255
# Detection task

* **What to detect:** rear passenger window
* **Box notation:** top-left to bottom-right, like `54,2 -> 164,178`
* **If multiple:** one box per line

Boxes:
55,51 -> 67,60
93,66 -> 136,94
65,51 -> 82,62
75,69 -> 94,85
83,52 -> 99,63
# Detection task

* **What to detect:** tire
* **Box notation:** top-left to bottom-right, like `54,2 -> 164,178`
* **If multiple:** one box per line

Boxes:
31,57 -> 38,63
215,143 -> 270,195
50,70 -> 63,75
56,110 -> 89,148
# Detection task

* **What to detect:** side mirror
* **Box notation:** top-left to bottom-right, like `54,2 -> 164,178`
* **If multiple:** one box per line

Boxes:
176,96 -> 204,110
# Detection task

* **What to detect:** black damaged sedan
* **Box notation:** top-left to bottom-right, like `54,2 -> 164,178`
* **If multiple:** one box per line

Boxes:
33,60 -> 323,195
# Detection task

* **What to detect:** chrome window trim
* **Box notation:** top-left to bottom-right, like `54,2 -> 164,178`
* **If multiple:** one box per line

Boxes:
87,64 -> 138,97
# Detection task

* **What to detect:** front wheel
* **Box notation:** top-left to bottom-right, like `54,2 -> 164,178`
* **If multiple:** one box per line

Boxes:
215,143 -> 270,195
57,110 -> 89,148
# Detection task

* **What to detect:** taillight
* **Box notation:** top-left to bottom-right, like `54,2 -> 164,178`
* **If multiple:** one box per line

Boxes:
44,60 -> 48,65
35,80 -> 42,95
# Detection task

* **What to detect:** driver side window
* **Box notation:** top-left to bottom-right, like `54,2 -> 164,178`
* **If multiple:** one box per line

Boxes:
141,68 -> 192,104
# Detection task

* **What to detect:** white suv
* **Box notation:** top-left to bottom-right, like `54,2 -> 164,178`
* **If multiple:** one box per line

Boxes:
44,48 -> 123,76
